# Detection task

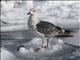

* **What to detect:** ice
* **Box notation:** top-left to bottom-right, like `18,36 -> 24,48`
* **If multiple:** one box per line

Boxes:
1,38 -> 80,60
1,47 -> 18,60
29,38 -> 42,45
17,38 -> 64,57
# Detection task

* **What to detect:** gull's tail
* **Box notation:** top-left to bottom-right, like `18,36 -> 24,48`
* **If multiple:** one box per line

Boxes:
54,26 -> 74,37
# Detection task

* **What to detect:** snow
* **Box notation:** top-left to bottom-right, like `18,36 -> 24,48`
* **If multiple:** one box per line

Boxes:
1,47 -> 17,60
1,1 -> 15,14
1,1 -> 80,32
29,38 -> 42,45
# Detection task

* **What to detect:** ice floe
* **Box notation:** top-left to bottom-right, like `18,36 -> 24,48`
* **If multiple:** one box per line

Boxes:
17,38 -> 64,57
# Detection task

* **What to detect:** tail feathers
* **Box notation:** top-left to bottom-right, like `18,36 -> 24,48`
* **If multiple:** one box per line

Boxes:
54,30 -> 74,37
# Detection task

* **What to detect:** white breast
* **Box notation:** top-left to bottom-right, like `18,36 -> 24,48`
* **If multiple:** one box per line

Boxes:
31,14 -> 40,28
27,13 -> 40,29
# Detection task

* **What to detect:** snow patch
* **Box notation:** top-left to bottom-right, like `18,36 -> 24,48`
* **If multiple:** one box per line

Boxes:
1,47 -> 16,60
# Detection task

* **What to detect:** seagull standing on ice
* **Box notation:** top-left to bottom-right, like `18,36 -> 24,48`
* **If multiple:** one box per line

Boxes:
27,8 -> 73,48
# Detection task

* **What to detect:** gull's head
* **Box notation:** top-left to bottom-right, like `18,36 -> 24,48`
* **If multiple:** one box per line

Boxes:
27,8 -> 37,15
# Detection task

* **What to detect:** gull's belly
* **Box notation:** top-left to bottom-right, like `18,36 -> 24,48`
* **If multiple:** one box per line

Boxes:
29,25 -> 45,37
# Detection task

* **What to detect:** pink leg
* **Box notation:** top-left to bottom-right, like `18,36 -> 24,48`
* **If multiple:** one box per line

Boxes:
41,39 -> 49,48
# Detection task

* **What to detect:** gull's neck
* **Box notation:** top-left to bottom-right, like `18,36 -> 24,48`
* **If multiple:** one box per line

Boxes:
28,13 -> 40,29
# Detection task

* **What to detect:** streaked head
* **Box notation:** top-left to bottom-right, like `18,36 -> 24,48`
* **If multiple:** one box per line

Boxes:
27,8 -> 37,15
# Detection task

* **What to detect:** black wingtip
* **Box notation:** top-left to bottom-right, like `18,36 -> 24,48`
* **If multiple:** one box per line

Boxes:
64,30 -> 73,34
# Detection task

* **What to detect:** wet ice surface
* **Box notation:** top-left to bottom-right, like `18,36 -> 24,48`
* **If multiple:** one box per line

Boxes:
1,38 -> 80,60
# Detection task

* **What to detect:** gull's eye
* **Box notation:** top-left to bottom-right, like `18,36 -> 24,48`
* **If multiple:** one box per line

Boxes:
33,10 -> 36,12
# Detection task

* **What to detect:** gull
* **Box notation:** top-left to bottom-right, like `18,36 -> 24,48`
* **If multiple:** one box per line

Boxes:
27,8 -> 73,48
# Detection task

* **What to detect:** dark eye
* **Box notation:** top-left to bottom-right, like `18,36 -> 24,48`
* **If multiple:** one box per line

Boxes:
33,10 -> 35,12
